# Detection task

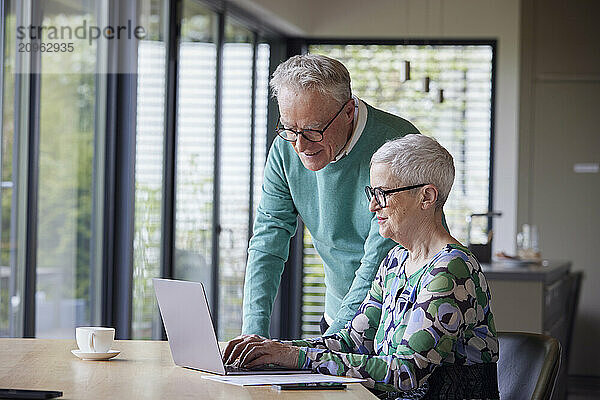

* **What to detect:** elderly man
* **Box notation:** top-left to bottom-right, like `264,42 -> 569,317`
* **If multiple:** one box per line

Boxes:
243,54 -> 420,337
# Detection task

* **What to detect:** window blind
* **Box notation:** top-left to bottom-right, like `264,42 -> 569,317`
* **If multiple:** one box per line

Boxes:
301,43 -> 494,337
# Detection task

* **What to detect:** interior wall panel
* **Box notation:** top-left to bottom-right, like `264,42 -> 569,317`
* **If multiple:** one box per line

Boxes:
531,81 -> 600,375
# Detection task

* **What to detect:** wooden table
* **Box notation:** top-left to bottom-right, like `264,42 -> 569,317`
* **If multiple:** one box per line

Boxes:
0,339 -> 376,399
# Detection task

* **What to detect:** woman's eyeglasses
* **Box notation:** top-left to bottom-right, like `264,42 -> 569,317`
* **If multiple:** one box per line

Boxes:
364,183 -> 428,208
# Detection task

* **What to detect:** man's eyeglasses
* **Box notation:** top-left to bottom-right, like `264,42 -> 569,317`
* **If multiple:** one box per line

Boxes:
276,100 -> 350,143
364,183 -> 428,208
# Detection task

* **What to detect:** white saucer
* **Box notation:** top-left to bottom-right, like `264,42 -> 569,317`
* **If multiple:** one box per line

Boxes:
71,349 -> 120,360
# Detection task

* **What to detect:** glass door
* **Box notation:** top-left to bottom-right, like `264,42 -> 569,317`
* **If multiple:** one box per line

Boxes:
35,0 -> 106,338
0,0 -> 16,337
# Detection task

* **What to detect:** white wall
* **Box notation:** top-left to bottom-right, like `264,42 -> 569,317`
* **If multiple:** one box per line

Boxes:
232,0 -> 522,254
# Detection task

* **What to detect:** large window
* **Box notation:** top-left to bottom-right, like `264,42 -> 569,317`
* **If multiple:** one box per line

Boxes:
132,0 -> 168,340
35,2 -> 102,338
0,0 -> 107,338
218,20 -> 255,339
1,0 -> 276,340
173,0 -> 217,317
301,43 -> 494,336
217,21 -> 270,340
132,2 -> 272,341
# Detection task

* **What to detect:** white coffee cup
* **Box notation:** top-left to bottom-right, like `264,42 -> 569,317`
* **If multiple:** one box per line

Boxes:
76,327 -> 115,353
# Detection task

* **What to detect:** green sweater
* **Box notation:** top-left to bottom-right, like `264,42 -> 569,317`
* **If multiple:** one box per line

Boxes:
242,103 -> 420,337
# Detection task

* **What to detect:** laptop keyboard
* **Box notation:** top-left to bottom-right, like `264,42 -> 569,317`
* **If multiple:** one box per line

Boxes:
225,364 -> 289,373
225,365 -> 251,373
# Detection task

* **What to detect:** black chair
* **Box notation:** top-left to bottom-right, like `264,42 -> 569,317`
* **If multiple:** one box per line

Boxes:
497,332 -> 562,400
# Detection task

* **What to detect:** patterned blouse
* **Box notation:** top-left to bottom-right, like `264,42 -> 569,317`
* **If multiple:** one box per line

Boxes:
290,244 -> 499,397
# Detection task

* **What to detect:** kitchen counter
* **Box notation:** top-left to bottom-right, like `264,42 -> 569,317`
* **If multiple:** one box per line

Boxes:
484,259 -> 572,400
481,259 -> 571,283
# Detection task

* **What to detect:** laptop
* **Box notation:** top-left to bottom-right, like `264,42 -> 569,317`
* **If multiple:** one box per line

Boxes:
153,278 -> 313,375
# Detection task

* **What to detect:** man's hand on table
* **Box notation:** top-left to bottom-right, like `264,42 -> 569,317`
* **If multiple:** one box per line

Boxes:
223,334 -> 300,369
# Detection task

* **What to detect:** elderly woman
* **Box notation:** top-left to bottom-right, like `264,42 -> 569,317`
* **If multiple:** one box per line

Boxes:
224,134 -> 499,399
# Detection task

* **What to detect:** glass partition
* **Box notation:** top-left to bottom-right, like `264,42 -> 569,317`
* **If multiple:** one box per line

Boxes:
217,19 -> 254,340
253,42 -> 270,221
132,0 -> 167,340
0,0 -> 275,340
0,0 -> 16,337
132,3 -> 272,341
35,0 -> 103,338
173,0 -> 217,308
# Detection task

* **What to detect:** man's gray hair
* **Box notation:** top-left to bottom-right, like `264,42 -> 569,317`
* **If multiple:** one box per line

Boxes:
270,54 -> 352,105
371,134 -> 455,209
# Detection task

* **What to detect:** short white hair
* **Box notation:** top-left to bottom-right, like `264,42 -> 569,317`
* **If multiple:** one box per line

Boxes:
371,134 -> 455,210
270,54 -> 352,105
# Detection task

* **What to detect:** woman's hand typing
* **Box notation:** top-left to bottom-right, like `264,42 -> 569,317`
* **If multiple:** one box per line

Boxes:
223,334 -> 300,369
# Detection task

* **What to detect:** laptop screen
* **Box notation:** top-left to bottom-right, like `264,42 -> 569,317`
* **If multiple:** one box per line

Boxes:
153,278 -> 226,375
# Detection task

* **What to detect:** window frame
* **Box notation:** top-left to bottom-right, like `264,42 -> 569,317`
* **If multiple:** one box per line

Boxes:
129,0 -> 285,340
